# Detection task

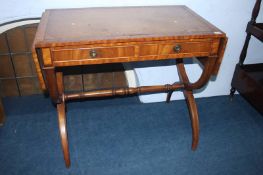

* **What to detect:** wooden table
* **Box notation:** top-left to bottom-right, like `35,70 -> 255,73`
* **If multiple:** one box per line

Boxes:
32,6 -> 227,168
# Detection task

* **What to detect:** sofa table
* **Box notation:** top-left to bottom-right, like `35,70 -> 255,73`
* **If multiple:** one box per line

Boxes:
32,6 -> 227,167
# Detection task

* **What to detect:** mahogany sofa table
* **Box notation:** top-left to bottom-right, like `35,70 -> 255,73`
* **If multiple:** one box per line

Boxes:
32,6 -> 227,168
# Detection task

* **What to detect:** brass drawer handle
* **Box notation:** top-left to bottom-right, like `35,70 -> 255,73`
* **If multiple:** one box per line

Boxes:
89,49 -> 97,58
173,44 -> 181,53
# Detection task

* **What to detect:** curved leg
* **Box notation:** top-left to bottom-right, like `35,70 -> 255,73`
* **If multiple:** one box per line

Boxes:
166,56 -> 216,102
176,59 -> 200,150
56,72 -> 70,168
57,99 -> 70,167
183,90 -> 199,150
186,56 -> 217,90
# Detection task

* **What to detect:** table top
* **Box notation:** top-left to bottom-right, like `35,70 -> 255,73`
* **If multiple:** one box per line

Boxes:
32,6 -> 227,91
34,6 -> 225,47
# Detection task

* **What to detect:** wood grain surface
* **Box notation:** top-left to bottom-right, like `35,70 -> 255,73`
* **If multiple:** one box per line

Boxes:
32,6 -> 227,90
35,6 -> 224,47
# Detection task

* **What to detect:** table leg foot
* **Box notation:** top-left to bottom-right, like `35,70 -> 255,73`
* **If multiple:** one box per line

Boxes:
183,90 -> 199,150
57,102 -> 71,168
166,91 -> 173,103
229,87 -> 236,101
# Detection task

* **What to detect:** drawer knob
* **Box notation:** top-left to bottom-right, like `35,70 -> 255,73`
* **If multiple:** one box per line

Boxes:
89,49 -> 97,58
173,45 -> 181,53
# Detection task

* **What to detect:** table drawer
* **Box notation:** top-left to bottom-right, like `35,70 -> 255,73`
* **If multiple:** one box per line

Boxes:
52,46 -> 135,61
159,41 -> 211,55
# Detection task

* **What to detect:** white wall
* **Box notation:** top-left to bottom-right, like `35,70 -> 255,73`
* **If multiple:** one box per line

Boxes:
1,0 -> 262,102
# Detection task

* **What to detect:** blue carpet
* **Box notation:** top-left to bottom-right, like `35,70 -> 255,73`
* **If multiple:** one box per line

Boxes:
0,95 -> 263,175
